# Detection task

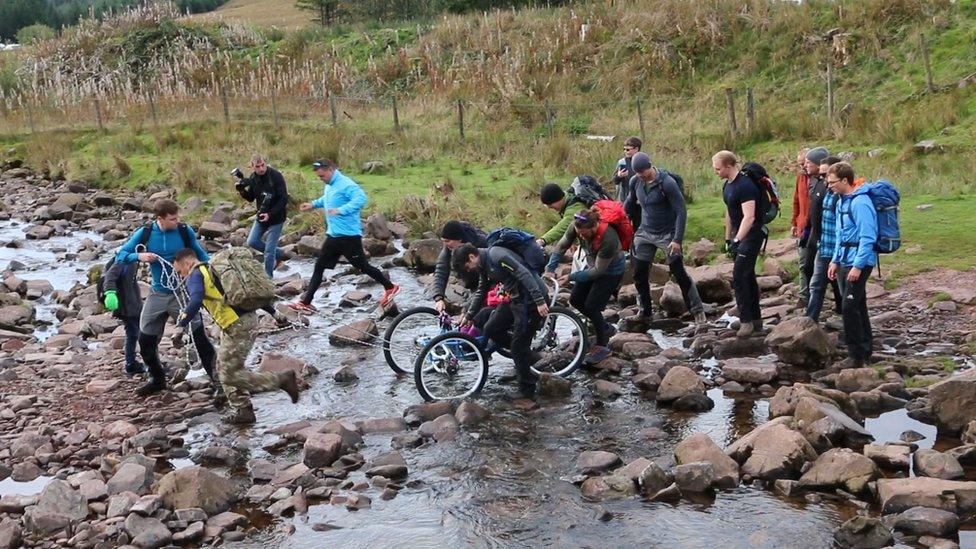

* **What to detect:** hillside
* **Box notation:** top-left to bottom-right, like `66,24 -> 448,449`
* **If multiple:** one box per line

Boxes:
188,0 -> 311,29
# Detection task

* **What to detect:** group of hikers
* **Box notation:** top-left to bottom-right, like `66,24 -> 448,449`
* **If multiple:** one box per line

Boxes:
98,138 -> 895,419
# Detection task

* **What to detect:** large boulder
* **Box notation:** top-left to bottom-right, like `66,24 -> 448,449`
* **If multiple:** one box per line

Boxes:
720,357 -> 779,385
577,451 -> 622,475
892,506 -> 960,538
303,433 -> 343,469
863,444 -> 911,470
365,213 -> 393,241
764,316 -> 833,367
197,221 -> 231,239
123,514 -> 172,549
926,370 -> 976,434
656,366 -> 705,403
674,434 -> 739,488
106,462 -> 154,495
0,304 -> 34,332
835,367 -> 883,393
580,475 -> 637,500
329,319 -> 379,347
794,396 -> 873,452
23,480 -> 88,534
295,235 -> 324,256
877,477 -> 976,515
672,462 -> 716,492
155,467 -> 239,516
798,448 -> 878,494
769,383 -> 863,422
403,238 -> 442,272
659,281 -> 687,317
692,266 -> 733,304
0,520 -> 22,549
833,516 -> 892,549
913,449 -> 965,480
727,419 -> 817,481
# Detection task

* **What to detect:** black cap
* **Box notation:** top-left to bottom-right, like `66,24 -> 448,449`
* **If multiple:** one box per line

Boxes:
440,221 -> 466,241
540,182 -> 565,205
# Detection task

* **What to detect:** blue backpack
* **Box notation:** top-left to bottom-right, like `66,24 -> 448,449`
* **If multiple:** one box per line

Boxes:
486,228 -> 545,274
859,180 -> 901,253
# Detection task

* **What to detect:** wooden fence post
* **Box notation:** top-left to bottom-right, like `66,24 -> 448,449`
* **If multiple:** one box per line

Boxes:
329,95 -> 338,126
270,84 -> 280,129
392,94 -> 401,133
148,92 -> 159,128
545,100 -> 555,138
220,85 -> 230,125
724,88 -> 737,139
746,88 -> 755,134
457,99 -> 465,140
635,97 -> 646,142
826,61 -> 835,122
26,102 -> 36,133
920,36 -> 935,93
93,98 -> 104,132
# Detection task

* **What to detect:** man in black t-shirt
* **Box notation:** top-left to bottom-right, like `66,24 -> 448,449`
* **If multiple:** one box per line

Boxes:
713,150 -> 763,338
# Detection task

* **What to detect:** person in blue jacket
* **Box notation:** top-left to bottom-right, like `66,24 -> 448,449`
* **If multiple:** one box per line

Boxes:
115,199 -> 216,396
827,162 -> 877,368
289,159 -> 399,312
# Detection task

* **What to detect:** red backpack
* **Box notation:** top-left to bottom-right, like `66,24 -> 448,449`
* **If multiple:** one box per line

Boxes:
591,199 -> 634,251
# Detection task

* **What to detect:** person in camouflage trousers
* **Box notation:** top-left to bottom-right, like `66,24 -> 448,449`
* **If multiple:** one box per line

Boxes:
173,249 -> 300,424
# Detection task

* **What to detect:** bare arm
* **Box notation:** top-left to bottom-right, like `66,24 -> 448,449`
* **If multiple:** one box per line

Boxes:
735,200 -> 756,241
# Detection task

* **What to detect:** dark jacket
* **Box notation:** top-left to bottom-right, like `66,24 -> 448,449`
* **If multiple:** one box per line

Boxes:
466,247 -> 549,317
237,166 -> 288,226
426,222 -> 488,301
613,156 -> 634,202
805,175 -> 828,247
104,261 -> 142,319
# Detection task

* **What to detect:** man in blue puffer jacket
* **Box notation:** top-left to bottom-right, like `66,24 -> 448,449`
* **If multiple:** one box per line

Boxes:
289,159 -> 399,312
827,162 -> 878,368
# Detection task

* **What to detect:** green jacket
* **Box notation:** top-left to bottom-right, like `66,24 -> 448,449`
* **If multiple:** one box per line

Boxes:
540,191 -> 585,245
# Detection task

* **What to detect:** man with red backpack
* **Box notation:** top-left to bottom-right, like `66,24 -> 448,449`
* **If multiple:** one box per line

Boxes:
623,152 -> 707,332
545,206 -> 628,365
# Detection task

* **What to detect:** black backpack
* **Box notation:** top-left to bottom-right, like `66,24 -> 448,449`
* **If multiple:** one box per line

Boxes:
740,162 -> 781,226
569,175 -> 612,207
97,222 -> 193,301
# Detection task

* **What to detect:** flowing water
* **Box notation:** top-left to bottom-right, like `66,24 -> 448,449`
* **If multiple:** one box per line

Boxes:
2,220 -> 973,548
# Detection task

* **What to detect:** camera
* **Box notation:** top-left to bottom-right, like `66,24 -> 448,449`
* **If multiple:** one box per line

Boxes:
231,167 -> 244,180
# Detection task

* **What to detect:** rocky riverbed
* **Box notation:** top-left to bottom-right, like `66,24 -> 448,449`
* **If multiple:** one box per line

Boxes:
0,160 -> 975,548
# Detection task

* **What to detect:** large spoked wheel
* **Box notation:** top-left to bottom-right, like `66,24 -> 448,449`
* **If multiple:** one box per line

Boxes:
414,331 -> 489,402
383,306 -> 441,375
530,305 -> 589,378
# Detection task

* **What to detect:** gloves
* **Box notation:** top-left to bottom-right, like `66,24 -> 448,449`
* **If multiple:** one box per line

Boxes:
103,291 -> 119,312
726,239 -> 740,258
176,312 -> 189,329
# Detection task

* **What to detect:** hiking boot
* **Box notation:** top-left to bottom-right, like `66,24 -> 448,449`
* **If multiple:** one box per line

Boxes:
124,362 -> 147,377
222,405 -> 257,425
287,300 -> 317,314
603,321 -> 617,339
379,284 -> 401,307
135,378 -> 165,396
693,312 -> 708,333
583,345 -> 612,366
736,322 -> 755,338
273,314 -> 291,328
752,320 -> 764,333
279,370 -> 300,404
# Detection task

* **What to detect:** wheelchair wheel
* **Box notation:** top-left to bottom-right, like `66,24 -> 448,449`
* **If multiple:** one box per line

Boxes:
414,331 -> 489,402
383,306 -> 441,375
530,305 -> 589,378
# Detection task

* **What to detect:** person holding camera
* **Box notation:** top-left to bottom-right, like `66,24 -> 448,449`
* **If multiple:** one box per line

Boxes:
235,154 -> 288,278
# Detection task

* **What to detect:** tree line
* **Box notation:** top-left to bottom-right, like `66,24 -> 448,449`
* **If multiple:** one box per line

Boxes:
0,0 -> 228,42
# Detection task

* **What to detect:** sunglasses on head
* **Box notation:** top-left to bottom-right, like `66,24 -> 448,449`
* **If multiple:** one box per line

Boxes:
574,213 -> 589,223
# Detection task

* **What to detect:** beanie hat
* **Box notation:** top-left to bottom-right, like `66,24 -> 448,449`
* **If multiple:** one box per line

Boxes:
805,147 -> 830,165
440,220 -> 466,241
631,151 -> 652,173
539,182 -> 565,205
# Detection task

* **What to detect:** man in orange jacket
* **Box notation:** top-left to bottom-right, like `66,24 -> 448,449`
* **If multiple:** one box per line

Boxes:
790,148 -> 811,307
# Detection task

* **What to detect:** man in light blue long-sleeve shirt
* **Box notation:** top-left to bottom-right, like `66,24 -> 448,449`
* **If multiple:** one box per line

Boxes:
288,159 -> 399,312
827,162 -> 877,368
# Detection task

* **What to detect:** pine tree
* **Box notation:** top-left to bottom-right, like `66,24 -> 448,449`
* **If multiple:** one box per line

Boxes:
295,0 -> 339,26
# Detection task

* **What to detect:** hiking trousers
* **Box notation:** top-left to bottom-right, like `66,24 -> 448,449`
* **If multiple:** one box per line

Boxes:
218,312 -> 283,412
732,235 -> 762,324
631,232 -> 704,317
483,299 -> 543,393
302,235 -> 393,304
837,265 -> 874,362
570,273 -> 622,347
805,255 -> 843,322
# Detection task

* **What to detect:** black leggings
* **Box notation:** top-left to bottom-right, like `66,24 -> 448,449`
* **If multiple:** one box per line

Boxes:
482,300 -> 543,390
303,235 -> 393,303
139,325 -> 216,383
569,274 -> 622,346
732,235 -> 762,324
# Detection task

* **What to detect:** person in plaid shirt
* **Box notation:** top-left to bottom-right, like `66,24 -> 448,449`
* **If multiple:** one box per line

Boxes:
806,155 -> 848,322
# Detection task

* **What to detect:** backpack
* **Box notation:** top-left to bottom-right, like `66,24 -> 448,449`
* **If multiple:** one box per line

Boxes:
844,181 -> 901,254
207,247 -> 277,310
740,162 -> 781,225
624,168 -> 686,232
485,227 -> 546,274
569,175 -> 612,207
97,222 -> 193,301
591,199 -> 635,251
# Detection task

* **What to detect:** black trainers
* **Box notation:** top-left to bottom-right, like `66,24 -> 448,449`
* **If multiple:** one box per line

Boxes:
124,362 -> 147,377
135,378 -> 165,396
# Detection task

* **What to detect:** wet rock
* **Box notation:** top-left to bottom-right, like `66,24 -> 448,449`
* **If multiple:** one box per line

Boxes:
418,414 -> 459,442
345,493 -> 372,510
926,370 -> 976,434
24,479 -> 87,534
901,429 -> 926,443
877,477 -> 976,515
720,358 -> 779,384
764,316 -> 833,367
712,335 -> 767,359
403,239 -> 442,272
833,516 -> 892,549
155,467 -> 239,516
659,281 -> 687,317
793,396 -> 872,451
578,451 -> 622,474
674,433 -> 739,488
107,462 -> 153,496
672,462 -> 716,493
124,514 -> 171,549
0,520 -> 22,549
304,433 -> 343,468
0,495 -> 37,513
175,508 -> 208,523
672,392 -> 715,412
365,212 -> 392,240
357,417 -> 408,434
863,444 -> 910,470
365,452 -> 408,480
580,475 -> 638,500
403,401 -> 454,426
893,506 -> 960,538
538,372 -> 572,397
612,458 -> 653,482
913,449 -> 964,480
25,225 -> 54,240
259,353 -> 315,378
329,319 -> 379,347
656,366 -> 705,403
332,365 -> 359,382
319,420 -> 364,451
206,511 -> 248,533
799,448 -> 878,494
963,421 -> 976,444
296,235 -> 324,256
391,432 -> 423,450
836,367 -> 883,393
0,304 -> 34,332
633,372 -> 661,391
728,420 -> 817,481
769,383 -> 862,422
593,379 -> 624,398
455,401 -> 490,426
197,221 -> 230,239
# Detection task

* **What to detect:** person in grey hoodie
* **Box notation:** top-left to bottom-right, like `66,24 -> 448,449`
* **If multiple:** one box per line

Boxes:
623,151 -> 706,331
427,220 -> 488,313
